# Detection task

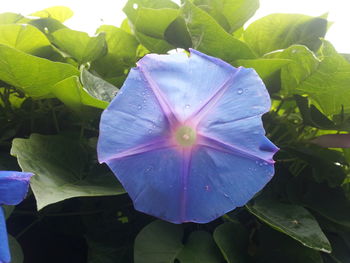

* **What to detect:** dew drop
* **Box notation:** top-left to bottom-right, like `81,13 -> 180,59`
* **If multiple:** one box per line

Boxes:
137,105 -> 142,110
237,88 -> 243,95
224,193 -> 229,198
148,129 -> 152,134
185,104 -> 191,109
204,185 -> 210,191
133,3 -> 138,9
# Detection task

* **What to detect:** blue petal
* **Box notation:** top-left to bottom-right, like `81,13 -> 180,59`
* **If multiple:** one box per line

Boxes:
196,67 -> 271,126
0,171 -> 33,206
137,49 -> 239,121
105,148 -> 184,223
186,146 -> 275,223
0,208 -> 11,263
196,67 -> 277,162
97,67 -> 171,163
199,115 -> 278,162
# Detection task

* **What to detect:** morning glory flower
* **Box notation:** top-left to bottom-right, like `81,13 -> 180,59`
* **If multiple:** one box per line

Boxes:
98,49 -> 278,224
0,171 -> 33,263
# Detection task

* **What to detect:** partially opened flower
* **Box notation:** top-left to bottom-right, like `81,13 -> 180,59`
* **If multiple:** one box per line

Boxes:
98,49 -> 278,223
0,171 -> 33,263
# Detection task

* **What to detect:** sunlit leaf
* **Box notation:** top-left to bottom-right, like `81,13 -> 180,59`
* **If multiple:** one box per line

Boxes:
0,44 -> 78,98
30,6 -> 74,22
51,28 -> 107,64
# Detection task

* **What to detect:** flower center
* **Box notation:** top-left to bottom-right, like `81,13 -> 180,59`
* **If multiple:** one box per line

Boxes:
175,126 -> 197,147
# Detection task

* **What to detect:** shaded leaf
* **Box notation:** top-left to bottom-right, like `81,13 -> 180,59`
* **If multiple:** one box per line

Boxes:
295,95 -> 335,129
3,205 -> 14,219
303,183 -> 350,228
11,134 -> 125,210
8,235 -> 24,263
134,220 -> 183,263
177,231 -> 223,263
247,197 -> 331,252
256,226 -> 324,263
213,222 -> 249,263
244,13 -> 328,56
164,17 -> 192,49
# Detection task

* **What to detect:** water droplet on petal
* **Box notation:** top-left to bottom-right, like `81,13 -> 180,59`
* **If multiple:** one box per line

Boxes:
237,88 -> 243,95
137,105 -> 142,110
185,104 -> 191,109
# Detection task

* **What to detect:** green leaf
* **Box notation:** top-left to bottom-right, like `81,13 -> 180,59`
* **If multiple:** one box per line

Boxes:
134,8 -> 179,39
244,14 -> 328,56
181,0 -> 255,62
29,17 -> 67,34
193,0 -> 259,33
81,69 -> 117,103
164,17 -> 193,49
11,134 -> 125,210
0,12 -> 26,24
123,0 -> 179,24
247,197 -> 331,253
295,41 -> 350,116
52,76 -> 108,111
8,235 -> 24,263
3,205 -> 14,219
286,145 -> 347,187
295,95 -> 336,129
265,45 -> 320,97
0,24 -> 51,56
326,234 -> 350,263
51,28 -> 107,64
256,226 -> 324,263
91,25 -> 139,79
213,222 -> 249,263
0,44 -> 79,98
30,6 -> 74,22
303,183 -> 350,228
134,220 -> 183,263
234,58 -> 291,79
177,231 -> 223,263
135,31 -> 173,53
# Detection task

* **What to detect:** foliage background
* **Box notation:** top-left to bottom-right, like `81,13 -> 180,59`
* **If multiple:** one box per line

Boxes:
0,0 -> 350,262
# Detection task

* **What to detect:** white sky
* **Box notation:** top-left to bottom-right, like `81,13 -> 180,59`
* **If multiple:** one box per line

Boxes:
1,0 -> 350,53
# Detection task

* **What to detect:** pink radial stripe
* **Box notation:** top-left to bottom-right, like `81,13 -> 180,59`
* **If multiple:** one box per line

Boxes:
137,62 -> 180,128
180,148 -> 193,221
198,133 -> 276,164
187,67 -> 242,127
100,138 -> 174,162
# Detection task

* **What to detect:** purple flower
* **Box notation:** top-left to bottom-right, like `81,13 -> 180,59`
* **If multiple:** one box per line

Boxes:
0,171 -> 33,263
98,49 -> 278,223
